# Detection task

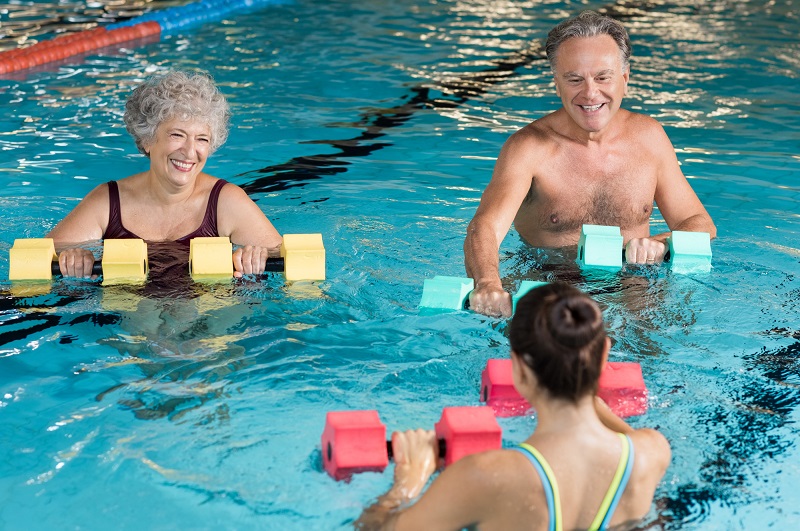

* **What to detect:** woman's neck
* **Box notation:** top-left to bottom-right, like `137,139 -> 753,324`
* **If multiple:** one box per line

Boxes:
528,393 -> 606,437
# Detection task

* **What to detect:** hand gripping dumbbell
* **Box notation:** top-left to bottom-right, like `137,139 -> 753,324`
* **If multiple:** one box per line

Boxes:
320,406 -> 502,481
419,277 -> 548,313
577,224 -> 712,273
8,238 -> 148,284
188,234 -> 325,281
480,358 -> 648,418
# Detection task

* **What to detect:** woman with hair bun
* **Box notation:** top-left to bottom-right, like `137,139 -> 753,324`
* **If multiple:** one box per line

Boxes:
48,69 -> 281,279
356,283 -> 671,530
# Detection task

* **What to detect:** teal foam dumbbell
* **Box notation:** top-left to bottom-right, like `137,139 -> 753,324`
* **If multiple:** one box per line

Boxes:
576,224 -> 624,271
665,231 -> 712,273
419,275 -> 547,313
511,280 -> 548,313
419,275 -> 474,310
577,224 -> 712,273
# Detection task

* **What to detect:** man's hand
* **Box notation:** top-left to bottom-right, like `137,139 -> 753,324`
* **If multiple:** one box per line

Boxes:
469,284 -> 512,318
57,248 -> 97,278
232,245 -> 271,277
625,238 -> 667,265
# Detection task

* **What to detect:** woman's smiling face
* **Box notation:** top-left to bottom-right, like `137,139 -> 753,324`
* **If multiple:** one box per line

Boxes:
145,116 -> 212,187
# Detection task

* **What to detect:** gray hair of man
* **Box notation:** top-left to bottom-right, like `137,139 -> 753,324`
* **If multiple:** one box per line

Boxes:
124,70 -> 231,157
545,11 -> 632,74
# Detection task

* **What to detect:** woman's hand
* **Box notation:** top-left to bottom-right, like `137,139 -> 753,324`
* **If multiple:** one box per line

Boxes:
232,245 -> 272,278
390,429 -> 439,502
57,248 -> 97,278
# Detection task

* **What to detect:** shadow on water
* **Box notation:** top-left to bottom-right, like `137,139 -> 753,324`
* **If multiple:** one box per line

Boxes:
0,275 -> 275,423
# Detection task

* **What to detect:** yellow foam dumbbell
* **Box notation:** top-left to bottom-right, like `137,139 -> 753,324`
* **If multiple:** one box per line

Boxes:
8,238 -> 148,284
281,233 -> 325,281
188,234 -> 325,281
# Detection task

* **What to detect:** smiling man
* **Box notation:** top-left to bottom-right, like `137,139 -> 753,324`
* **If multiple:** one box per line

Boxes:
463,11 -> 716,317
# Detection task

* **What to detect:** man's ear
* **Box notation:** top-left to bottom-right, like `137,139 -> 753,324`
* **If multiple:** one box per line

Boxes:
622,68 -> 630,96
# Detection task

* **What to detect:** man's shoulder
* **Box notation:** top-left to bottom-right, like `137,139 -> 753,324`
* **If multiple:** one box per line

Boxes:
504,113 -> 561,152
620,109 -> 667,135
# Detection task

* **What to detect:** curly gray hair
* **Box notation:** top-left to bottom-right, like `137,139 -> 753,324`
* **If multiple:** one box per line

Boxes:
124,70 -> 231,156
545,11 -> 631,73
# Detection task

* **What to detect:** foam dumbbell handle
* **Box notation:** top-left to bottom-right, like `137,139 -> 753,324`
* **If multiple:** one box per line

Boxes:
50,261 -> 103,276
384,437 -> 449,460
261,257 -> 285,274
49,260 -> 281,277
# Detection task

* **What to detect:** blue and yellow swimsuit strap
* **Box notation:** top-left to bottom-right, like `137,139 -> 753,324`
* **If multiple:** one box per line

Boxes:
588,433 -> 635,531
513,443 -> 563,531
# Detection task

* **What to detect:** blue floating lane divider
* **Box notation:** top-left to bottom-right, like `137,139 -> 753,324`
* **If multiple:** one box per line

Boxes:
0,0 -> 291,74
107,0 -> 290,35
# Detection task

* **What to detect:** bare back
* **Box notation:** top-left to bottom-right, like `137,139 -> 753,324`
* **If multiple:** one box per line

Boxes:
512,109 -> 662,247
396,427 -> 670,531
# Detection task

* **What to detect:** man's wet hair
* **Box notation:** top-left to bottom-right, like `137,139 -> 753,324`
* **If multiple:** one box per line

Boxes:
545,10 -> 632,73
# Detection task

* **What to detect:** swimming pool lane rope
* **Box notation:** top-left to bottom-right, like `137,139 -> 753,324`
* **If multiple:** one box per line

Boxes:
0,0 -> 289,75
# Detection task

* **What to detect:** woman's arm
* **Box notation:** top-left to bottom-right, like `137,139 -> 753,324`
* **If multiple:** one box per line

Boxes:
46,183 -> 110,277
216,183 -> 283,277
355,430 -> 504,531
355,429 -> 439,530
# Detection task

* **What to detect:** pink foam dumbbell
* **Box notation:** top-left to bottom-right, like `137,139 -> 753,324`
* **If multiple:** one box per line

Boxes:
480,358 -> 648,418
321,406 -> 502,481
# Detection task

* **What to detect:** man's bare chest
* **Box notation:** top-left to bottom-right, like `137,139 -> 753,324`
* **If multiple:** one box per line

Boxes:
519,161 -> 657,235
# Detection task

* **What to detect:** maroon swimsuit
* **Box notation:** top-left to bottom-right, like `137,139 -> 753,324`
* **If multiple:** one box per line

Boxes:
103,179 -> 227,243
103,179 -> 228,295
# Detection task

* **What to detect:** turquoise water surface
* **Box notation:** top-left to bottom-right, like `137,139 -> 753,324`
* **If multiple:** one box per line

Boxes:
1,0 -> 799,529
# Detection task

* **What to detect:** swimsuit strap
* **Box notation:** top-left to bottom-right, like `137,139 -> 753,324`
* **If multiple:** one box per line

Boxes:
514,443 -> 563,531
104,180 -> 142,239
588,433 -> 635,531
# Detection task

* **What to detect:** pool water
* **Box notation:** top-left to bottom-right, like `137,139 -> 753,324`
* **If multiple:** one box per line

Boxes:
1,0 -> 799,529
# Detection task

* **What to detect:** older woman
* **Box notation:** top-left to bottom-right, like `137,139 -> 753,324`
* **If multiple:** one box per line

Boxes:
48,70 -> 281,278
356,283 -> 671,531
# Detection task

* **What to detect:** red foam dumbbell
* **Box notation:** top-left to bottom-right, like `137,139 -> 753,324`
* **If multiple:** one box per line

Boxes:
480,358 -> 648,418
321,406 -> 502,481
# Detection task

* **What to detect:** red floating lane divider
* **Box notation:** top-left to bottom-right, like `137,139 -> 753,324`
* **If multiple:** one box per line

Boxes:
480,358 -> 649,418
0,22 -> 162,75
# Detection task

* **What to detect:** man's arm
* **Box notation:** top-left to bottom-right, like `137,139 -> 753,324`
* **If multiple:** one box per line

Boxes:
464,132 -> 538,317
651,122 -> 716,238
626,121 -> 716,263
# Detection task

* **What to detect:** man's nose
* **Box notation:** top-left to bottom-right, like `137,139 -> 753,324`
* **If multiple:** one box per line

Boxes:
584,79 -> 600,98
